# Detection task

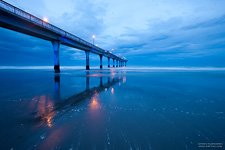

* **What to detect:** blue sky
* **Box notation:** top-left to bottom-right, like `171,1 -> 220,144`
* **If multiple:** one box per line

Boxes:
1,0 -> 225,67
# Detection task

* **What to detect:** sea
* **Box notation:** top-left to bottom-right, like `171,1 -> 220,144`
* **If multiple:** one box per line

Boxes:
0,66 -> 225,150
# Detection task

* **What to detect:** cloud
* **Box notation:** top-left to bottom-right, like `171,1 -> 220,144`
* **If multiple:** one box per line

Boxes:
1,0 -> 225,66
111,13 -> 225,60
182,14 -> 225,30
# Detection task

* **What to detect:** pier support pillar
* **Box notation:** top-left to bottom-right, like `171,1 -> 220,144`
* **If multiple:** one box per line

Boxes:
113,59 -> 115,67
85,51 -> 90,70
108,57 -> 110,68
52,41 -> 60,73
125,62 -> 127,67
116,60 -> 118,67
99,55 -> 103,69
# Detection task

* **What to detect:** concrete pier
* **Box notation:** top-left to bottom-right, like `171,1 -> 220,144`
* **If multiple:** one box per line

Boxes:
108,57 -> 110,68
52,41 -> 60,73
85,51 -> 90,70
0,0 -> 128,72
99,54 -> 103,69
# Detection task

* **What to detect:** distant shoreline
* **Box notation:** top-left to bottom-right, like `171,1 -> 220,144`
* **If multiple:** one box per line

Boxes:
0,66 -> 225,71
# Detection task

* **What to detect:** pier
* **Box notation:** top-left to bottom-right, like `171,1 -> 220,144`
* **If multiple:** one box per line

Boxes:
0,1 -> 128,73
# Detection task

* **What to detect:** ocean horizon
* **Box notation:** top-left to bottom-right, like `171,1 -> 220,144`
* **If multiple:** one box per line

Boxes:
1,66 -> 225,71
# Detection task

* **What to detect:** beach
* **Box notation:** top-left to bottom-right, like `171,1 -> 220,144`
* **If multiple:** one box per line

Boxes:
0,68 -> 225,149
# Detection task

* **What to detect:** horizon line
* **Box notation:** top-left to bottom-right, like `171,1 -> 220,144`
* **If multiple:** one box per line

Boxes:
0,66 -> 225,71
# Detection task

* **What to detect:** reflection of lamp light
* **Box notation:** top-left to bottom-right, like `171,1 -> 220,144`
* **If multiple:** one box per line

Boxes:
90,93 -> 100,110
92,99 -> 98,106
46,112 -> 54,127
111,88 -> 114,94
36,95 -> 55,127
123,77 -> 126,83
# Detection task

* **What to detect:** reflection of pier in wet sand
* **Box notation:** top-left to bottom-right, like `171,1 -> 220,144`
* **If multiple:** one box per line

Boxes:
35,72 -> 124,125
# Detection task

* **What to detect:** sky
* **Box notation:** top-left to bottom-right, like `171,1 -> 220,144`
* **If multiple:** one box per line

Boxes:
1,0 -> 225,67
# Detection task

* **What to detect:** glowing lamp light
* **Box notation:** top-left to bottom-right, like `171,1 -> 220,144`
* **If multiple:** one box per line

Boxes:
43,17 -> 48,23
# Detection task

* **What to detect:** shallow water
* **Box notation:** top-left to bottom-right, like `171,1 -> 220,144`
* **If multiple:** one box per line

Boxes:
0,68 -> 225,150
